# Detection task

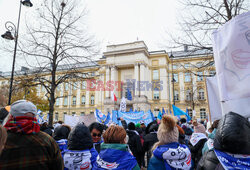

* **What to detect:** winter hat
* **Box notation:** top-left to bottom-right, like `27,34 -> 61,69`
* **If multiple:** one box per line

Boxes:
128,122 -> 135,130
157,115 -> 179,144
194,123 -> 206,134
10,100 -> 37,117
135,123 -> 141,128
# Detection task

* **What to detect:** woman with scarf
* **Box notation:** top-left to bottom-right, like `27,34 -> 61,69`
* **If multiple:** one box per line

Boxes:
62,123 -> 98,170
188,120 -> 207,169
148,115 -> 192,170
88,122 -> 104,153
93,125 -> 140,170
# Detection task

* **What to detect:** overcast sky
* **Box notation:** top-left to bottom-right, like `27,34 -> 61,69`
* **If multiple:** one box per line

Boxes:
0,0 -> 179,72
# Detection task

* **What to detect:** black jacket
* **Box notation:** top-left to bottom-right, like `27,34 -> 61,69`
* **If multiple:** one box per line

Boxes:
197,112 -> 250,170
188,138 -> 207,169
53,125 -> 70,141
214,112 -> 250,154
67,123 -> 93,150
197,150 -> 221,170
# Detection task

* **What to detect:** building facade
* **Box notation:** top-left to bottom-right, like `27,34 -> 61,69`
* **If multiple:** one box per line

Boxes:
0,41 -> 214,122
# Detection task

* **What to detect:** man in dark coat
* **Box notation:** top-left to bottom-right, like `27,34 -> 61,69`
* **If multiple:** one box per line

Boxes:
121,119 -> 143,168
197,112 -> 250,170
143,123 -> 158,165
0,100 -> 63,170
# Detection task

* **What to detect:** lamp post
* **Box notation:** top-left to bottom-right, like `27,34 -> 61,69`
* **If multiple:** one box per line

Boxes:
1,0 -> 33,105
170,52 -> 175,106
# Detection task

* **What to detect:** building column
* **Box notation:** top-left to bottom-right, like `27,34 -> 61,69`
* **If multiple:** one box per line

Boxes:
105,66 -> 110,98
111,65 -> 118,97
140,63 -> 145,96
134,63 -> 139,97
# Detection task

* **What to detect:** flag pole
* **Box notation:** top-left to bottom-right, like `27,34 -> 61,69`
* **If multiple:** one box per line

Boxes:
205,77 -> 212,123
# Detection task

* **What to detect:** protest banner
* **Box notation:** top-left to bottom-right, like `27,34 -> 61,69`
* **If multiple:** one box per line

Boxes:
64,114 -> 96,127
112,110 -> 154,126
212,11 -> 250,118
205,76 -> 223,121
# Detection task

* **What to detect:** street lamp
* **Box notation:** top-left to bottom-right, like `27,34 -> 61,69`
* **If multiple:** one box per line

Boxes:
170,52 -> 175,106
1,0 -> 33,105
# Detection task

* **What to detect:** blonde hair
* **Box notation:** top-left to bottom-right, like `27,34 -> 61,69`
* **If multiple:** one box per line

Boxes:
152,115 -> 179,151
0,125 -> 7,155
103,125 -> 126,144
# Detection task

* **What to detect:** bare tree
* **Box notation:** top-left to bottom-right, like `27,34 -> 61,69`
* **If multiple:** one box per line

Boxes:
17,0 -> 99,126
166,0 -> 249,50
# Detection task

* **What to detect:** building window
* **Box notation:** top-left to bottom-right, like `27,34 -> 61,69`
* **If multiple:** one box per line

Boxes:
90,95 -> 95,105
172,64 -> 178,69
91,72 -> 95,77
81,95 -> 86,105
56,98 -> 60,106
173,73 -> 178,82
200,108 -> 206,119
72,96 -> 76,105
197,72 -> 204,81
80,112 -> 85,116
174,90 -> 179,101
184,63 -> 190,69
82,81 -> 86,89
153,87 -> 160,100
185,72 -> 191,82
90,111 -> 94,114
64,96 -> 68,106
198,89 -> 205,100
56,84 -> 61,91
73,82 -> 78,90
72,112 -> 76,116
187,109 -> 193,118
186,90 -> 191,101
64,83 -> 69,91
55,112 -> 58,122
153,70 -> 159,80
63,112 -> 67,121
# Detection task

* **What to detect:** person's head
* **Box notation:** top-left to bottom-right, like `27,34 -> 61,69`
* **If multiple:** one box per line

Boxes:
141,123 -> 146,129
157,115 -> 179,144
0,125 -> 7,155
88,122 -> 104,143
211,119 -> 220,130
68,123 -> 93,150
193,122 -> 206,134
128,122 -> 135,130
103,125 -> 127,144
53,124 -> 71,141
10,100 -> 37,117
180,118 -> 187,124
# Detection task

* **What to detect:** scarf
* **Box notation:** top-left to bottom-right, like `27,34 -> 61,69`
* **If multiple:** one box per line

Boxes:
93,143 -> 137,170
214,149 -> 250,170
153,142 -> 192,170
189,133 -> 207,146
4,116 -> 40,134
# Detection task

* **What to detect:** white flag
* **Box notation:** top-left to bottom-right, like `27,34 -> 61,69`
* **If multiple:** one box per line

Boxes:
206,76 -> 222,121
119,97 -> 126,112
212,11 -> 250,118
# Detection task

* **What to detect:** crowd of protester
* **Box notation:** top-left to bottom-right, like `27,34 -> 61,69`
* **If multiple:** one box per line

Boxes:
0,99 -> 249,169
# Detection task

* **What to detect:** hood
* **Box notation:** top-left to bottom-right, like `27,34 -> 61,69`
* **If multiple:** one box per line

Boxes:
53,125 -> 71,141
153,142 -> 192,169
68,123 -> 93,150
214,112 -> 250,154
94,143 -> 137,170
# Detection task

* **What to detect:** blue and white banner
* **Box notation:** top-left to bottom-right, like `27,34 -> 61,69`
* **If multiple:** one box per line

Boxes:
214,149 -> 250,170
119,97 -> 126,112
95,109 -> 111,125
112,110 -> 154,126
